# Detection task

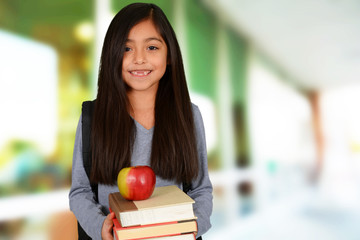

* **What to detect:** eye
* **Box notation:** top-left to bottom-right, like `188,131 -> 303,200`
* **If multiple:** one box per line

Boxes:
148,46 -> 158,50
125,47 -> 131,52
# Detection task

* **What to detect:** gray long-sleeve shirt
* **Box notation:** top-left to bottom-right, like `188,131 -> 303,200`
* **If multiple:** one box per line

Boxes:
69,104 -> 213,239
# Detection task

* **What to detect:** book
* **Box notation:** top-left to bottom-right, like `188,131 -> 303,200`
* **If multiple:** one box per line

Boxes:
112,217 -> 197,240
109,185 -> 197,227
139,234 -> 196,240
113,229 -> 196,240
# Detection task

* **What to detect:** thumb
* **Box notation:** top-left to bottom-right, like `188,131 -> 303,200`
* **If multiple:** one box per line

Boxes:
103,212 -> 115,230
101,212 -> 115,240
105,212 -> 115,225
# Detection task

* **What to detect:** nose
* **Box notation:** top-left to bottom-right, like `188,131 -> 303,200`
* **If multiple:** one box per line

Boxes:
133,50 -> 146,64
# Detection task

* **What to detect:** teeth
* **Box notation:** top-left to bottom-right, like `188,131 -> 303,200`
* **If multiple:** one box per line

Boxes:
131,71 -> 151,76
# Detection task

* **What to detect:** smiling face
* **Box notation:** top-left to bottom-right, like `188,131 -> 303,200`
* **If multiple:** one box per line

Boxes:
122,18 -> 168,95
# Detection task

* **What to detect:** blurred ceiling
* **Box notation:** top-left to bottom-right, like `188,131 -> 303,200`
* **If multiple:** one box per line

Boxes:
203,0 -> 360,91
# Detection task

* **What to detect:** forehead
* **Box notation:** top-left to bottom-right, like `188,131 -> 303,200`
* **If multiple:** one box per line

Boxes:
127,19 -> 163,41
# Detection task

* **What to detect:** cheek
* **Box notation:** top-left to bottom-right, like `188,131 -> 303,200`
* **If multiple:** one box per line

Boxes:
121,63 -> 129,84
121,66 -> 126,80
156,54 -> 168,71
121,58 -> 127,70
122,53 -> 131,68
122,59 -> 129,76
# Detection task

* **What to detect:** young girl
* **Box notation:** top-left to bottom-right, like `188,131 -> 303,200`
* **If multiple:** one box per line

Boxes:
69,3 -> 213,240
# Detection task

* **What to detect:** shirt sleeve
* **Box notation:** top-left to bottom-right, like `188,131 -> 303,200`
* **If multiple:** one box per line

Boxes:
68,115 -> 106,240
187,104 -> 213,237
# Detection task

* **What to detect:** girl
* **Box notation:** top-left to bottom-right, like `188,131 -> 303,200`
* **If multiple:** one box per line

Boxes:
69,3 -> 213,240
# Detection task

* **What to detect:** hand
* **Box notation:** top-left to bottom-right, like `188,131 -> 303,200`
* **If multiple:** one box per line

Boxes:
101,212 -> 115,240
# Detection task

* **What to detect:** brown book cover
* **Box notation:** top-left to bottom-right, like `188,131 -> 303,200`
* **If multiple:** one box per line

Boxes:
109,185 -> 197,227
112,217 -> 197,240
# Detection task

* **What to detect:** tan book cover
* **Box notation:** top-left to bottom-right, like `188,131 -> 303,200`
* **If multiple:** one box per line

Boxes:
112,218 -> 197,240
138,234 -> 196,240
109,185 -> 197,227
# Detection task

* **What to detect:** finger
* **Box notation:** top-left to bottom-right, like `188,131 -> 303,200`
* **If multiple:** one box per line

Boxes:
106,212 -> 115,222
103,231 -> 113,240
104,214 -> 114,229
102,233 -> 112,240
102,213 -> 115,240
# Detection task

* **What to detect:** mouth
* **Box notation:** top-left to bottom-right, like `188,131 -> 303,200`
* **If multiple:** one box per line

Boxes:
129,70 -> 152,77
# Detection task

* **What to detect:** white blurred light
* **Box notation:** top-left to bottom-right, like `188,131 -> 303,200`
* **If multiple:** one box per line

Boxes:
190,92 -> 217,153
0,30 -> 58,155
319,84 -> 360,208
74,21 -> 94,43
92,0 -> 114,96
248,52 -> 314,167
0,188 -> 70,221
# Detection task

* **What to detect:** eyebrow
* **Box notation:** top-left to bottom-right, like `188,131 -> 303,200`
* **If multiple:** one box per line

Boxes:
126,37 -> 164,43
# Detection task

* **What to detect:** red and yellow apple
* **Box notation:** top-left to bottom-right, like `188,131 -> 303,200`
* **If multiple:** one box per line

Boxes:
117,166 -> 156,200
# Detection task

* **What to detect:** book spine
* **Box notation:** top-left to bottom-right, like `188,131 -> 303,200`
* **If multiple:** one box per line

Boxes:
133,233 -> 196,240
114,230 -> 196,240
112,219 -> 197,240
121,233 -> 181,240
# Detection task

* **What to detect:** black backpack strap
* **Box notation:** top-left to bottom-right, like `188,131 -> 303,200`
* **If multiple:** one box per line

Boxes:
77,222 -> 91,240
81,100 -> 98,200
182,183 -> 202,240
182,182 -> 192,194
78,100 -> 96,240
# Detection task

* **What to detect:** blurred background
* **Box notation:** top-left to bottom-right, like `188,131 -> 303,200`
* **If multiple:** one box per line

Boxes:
1,0 -> 360,239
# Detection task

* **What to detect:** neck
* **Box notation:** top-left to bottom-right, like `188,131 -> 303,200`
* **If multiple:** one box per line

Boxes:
127,90 -> 156,130
127,90 -> 156,113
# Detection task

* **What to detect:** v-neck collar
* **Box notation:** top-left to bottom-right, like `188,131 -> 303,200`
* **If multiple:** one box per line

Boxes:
133,118 -> 154,134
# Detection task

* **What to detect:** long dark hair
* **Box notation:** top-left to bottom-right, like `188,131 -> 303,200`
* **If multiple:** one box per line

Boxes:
90,3 -> 199,185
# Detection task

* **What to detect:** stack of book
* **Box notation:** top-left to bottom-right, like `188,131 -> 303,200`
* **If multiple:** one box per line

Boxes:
109,185 -> 198,240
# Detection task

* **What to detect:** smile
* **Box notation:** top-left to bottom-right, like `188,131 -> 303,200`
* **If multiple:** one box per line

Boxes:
130,70 -> 151,76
